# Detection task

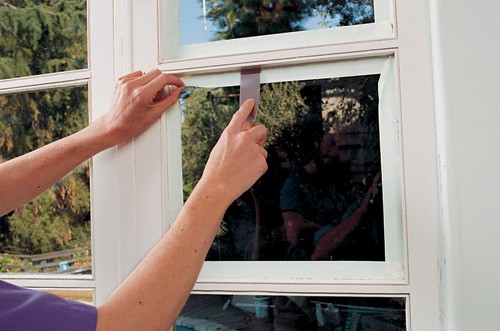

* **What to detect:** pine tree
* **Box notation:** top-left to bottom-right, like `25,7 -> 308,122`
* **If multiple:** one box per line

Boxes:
0,0 -> 89,255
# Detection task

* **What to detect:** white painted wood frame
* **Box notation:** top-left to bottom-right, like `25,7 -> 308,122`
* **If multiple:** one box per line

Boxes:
0,0 -> 115,302
0,0 -> 443,329
96,0 -> 443,330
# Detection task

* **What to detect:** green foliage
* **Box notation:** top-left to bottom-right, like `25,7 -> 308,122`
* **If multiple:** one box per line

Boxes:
0,1 -> 89,257
312,0 -> 374,27
8,165 -> 91,254
180,81 -> 310,200
258,81 -> 309,147
0,86 -> 88,160
0,0 -> 87,79
181,87 -> 239,198
0,254 -> 27,273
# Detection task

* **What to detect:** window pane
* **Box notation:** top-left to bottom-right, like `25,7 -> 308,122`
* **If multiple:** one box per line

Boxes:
179,0 -> 375,45
0,86 -> 91,275
177,294 -> 406,330
181,75 -> 383,262
0,0 -> 87,79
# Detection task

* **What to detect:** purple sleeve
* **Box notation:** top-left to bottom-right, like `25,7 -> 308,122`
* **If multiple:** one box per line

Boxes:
0,280 -> 97,331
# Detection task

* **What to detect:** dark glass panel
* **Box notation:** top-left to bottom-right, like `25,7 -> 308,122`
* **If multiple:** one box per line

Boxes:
181,75 -> 383,262
177,294 -> 406,331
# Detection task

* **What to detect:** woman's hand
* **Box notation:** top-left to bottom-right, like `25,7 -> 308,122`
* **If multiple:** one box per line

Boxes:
200,99 -> 268,204
96,69 -> 185,148
0,69 -> 184,216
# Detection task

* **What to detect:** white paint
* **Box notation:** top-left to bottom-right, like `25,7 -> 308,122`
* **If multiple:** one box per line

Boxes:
430,0 -> 500,329
9,0 -> 494,328
115,0 -> 444,329
185,57 -> 407,284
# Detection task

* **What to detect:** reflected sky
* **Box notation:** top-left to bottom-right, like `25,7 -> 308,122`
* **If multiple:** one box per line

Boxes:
179,0 -> 335,45
179,0 -> 215,44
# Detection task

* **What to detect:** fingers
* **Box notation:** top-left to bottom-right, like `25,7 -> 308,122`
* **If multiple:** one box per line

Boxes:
134,69 -> 162,85
116,70 -> 143,85
249,124 -> 267,147
120,69 -> 185,116
119,70 -> 143,80
150,85 -> 185,116
228,99 -> 267,148
133,69 -> 184,90
259,145 -> 269,159
242,121 -> 255,131
146,71 -> 185,92
140,70 -> 184,109
229,99 -> 255,130
125,69 -> 184,92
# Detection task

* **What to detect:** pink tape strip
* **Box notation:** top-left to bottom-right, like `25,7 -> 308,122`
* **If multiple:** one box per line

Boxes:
240,68 -> 261,122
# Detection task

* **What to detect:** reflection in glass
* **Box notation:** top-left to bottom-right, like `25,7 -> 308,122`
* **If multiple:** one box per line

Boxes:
181,75 -> 383,262
179,0 -> 375,45
0,86 -> 91,275
177,294 -> 406,330
0,0 -> 87,79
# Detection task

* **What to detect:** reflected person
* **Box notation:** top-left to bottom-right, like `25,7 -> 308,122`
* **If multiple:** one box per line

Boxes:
280,132 -> 382,261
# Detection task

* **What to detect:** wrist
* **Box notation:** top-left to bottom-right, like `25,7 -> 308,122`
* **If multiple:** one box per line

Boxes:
87,114 -> 125,151
194,175 -> 236,210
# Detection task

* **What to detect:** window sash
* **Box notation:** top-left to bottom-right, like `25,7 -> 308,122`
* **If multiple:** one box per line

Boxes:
0,1 -> 115,307
86,0 -> 443,328
165,55 -> 406,283
0,70 -> 90,95
159,0 -> 395,63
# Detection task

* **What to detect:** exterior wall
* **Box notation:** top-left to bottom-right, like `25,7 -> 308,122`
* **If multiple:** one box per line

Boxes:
430,0 -> 500,329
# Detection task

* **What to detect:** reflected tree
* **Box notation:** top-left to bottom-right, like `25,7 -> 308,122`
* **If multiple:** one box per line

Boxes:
199,0 -> 374,41
183,1 -> 379,261
312,0 -> 374,27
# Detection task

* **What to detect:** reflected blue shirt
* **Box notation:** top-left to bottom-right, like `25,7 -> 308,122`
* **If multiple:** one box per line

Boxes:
0,279 -> 97,331
280,166 -> 349,226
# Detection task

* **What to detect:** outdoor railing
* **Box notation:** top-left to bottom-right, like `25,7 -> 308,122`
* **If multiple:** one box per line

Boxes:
0,247 -> 91,273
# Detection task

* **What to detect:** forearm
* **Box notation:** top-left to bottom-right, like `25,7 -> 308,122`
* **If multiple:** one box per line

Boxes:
311,208 -> 366,260
0,70 -> 185,217
282,211 -> 322,246
96,100 -> 267,331
312,173 -> 381,260
0,120 -> 111,216
96,178 -> 231,331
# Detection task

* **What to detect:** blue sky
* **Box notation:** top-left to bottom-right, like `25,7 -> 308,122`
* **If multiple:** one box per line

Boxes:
179,0 -> 216,44
179,0 -> 335,45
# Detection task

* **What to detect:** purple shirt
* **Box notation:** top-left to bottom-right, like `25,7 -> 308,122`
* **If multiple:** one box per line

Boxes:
0,279 -> 97,331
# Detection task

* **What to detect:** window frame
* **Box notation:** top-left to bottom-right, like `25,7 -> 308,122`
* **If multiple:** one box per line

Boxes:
176,55 -> 407,285
0,0 -> 115,305
159,0 -> 396,65
0,0 -> 441,329
158,1 -> 441,329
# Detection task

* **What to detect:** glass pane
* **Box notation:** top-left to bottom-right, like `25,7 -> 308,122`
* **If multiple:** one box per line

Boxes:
180,0 -> 375,45
177,294 -> 406,331
0,0 -> 87,79
0,86 -> 91,275
43,289 -> 94,305
181,75 -> 383,262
